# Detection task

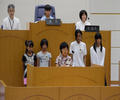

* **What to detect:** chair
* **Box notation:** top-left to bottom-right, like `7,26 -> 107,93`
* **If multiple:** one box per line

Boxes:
34,5 -> 56,22
1,25 -> 3,30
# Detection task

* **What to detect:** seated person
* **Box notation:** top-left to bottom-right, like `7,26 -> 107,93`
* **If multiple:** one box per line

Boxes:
40,4 -> 54,21
70,30 -> 87,67
90,33 -> 105,66
56,42 -> 72,67
37,39 -> 52,67
2,4 -> 21,30
76,10 -> 91,31
22,40 -> 37,86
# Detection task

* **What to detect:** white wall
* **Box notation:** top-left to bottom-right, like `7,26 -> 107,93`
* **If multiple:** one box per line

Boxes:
90,0 -> 120,13
0,0 -> 89,29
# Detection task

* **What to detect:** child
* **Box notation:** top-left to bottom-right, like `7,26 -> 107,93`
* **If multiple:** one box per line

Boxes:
40,4 -> 54,21
37,39 -> 52,67
70,29 -> 87,67
90,33 -> 105,66
22,40 -> 37,86
56,42 -> 72,67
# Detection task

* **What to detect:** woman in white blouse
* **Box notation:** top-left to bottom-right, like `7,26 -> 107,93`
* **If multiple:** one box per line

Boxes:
90,33 -> 105,66
76,10 -> 91,31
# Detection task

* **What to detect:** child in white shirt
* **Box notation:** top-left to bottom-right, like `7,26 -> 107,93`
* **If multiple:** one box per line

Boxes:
70,30 -> 87,67
90,33 -> 105,66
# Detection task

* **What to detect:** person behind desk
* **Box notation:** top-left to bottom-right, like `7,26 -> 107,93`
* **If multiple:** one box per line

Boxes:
2,4 -> 21,30
37,39 -> 52,67
90,33 -> 105,66
22,40 -> 37,86
56,42 -> 72,67
70,30 -> 87,67
40,4 -> 54,21
76,10 -> 91,31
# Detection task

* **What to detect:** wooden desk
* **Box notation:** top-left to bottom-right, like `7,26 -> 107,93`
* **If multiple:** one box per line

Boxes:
0,80 -> 120,100
0,30 -> 29,87
27,65 -> 105,87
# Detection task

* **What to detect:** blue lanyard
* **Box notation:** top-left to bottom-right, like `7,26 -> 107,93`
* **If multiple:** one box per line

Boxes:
8,18 -> 14,30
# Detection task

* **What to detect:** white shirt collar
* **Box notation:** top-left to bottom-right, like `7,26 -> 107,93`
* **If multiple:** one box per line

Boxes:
75,41 -> 82,45
79,20 -> 89,25
43,15 -> 53,19
8,16 -> 15,21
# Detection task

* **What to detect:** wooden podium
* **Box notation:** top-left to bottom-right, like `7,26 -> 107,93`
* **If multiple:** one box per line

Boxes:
27,65 -> 105,87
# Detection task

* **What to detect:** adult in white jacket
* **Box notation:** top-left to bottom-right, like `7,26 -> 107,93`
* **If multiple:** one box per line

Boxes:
2,4 -> 21,30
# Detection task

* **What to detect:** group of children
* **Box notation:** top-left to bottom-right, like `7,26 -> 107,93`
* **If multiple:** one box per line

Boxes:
22,29 -> 105,86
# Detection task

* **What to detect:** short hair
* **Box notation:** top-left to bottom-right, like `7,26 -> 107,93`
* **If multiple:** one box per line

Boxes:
40,39 -> 48,48
44,4 -> 51,11
60,42 -> 69,53
79,10 -> 88,20
75,29 -> 82,40
8,4 -> 15,11
25,40 -> 34,47
95,32 -> 102,40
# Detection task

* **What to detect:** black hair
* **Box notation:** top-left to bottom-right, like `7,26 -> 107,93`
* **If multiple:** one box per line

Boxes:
25,40 -> 34,53
79,10 -> 88,21
40,39 -> 48,48
75,29 -> 82,40
8,4 -> 15,11
60,42 -> 69,53
93,33 -> 103,52
44,4 -> 51,11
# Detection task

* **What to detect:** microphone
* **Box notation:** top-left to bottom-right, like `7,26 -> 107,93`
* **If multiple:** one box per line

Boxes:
88,17 -> 90,20
72,51 -> 74,54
